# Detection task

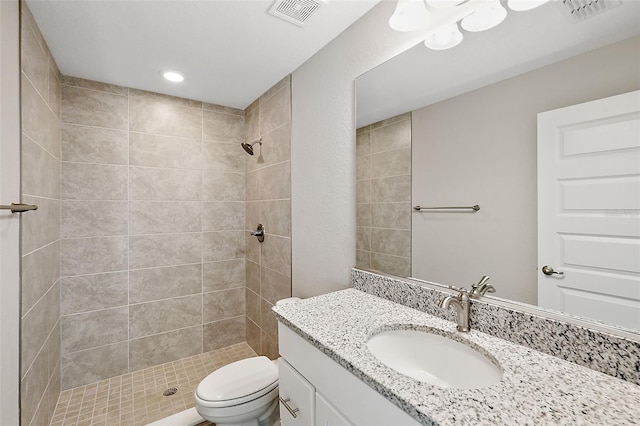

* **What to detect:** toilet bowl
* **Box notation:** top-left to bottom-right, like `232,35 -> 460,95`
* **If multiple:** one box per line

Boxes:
194,356 -> 279,426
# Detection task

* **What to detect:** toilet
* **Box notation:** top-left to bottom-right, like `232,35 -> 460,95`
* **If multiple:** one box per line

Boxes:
194,356 -> 279,426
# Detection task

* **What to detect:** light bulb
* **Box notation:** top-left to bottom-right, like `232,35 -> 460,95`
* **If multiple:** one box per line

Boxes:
389,0 -> 429,32
162,71 -> 184,82
424,23 -> 464,50
425,0 -> 465,9
507,0 -> 551,11
461,0 -> 507,32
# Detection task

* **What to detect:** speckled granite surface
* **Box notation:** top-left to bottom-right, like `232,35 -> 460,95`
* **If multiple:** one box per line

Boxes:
351,269 -> 640,385
273,289 -> 640,426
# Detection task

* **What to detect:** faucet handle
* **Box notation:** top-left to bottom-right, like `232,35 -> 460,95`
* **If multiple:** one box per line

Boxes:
448,286 -> 469,298
471,275 -> 490,289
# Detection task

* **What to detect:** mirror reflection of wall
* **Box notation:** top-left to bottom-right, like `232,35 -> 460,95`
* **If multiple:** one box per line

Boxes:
356,113 -> 412,277
356,34 -> 640,330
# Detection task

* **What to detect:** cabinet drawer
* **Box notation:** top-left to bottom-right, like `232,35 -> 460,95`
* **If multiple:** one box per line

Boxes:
279,358 -> 315,426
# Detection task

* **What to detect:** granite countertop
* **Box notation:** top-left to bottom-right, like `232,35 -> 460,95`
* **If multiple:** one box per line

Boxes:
272,288 -> 640,425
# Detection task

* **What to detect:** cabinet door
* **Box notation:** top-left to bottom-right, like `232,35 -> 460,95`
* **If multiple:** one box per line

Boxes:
279,358 -> 315,426
315,393 -> 353,426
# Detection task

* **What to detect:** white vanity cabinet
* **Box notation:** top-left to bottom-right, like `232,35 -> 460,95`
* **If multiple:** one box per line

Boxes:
278,323 -> 420,426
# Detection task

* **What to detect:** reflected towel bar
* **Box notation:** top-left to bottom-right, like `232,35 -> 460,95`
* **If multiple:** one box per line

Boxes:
413,205 -> 480,212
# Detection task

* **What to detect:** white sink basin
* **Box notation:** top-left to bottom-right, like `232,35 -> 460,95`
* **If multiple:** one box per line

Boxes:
367,329 -> 502,389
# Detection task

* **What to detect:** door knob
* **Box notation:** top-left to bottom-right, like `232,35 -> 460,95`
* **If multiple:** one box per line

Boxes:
542,265 -> 564,276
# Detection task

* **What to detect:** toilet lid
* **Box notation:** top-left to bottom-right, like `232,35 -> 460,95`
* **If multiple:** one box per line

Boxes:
196,356 -> 278,403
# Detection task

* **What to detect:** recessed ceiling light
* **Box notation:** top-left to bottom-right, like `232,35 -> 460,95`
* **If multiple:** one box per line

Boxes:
162,71 -> 184,82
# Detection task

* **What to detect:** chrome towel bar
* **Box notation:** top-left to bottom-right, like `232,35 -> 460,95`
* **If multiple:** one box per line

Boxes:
413,205 -> 480,212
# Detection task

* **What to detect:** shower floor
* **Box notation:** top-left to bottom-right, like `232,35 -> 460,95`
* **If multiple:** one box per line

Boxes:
49,342 -> 257,426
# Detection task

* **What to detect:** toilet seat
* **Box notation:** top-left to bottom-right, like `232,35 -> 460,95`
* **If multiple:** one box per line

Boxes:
196,356 -> 278,408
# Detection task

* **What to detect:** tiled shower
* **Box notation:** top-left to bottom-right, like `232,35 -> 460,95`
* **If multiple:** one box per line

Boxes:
19,3 -> 292,425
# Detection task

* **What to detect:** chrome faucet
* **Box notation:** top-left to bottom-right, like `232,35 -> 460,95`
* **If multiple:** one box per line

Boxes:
439,287 -> 470,332
469,275 -> 495,299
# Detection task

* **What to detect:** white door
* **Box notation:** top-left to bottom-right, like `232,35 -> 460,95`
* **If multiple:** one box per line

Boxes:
0,0 -> 22,423
538,90 -> 640,330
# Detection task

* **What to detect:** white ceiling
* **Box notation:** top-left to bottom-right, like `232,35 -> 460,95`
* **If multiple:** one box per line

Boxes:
356,0 -> 640,127
26,0 -> 380,109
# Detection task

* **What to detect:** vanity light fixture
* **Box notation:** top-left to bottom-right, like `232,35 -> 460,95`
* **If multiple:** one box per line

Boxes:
162,70 -> 184,82
461,0 -> 507,32
424,22 -> 464,50
390,0 -> 552,50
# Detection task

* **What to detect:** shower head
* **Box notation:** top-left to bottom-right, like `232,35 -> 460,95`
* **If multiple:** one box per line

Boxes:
241,139 -> 262,155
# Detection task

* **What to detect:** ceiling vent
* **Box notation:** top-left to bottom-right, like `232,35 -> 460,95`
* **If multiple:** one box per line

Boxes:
558,0 -> 622,22
268,0 -> 326,27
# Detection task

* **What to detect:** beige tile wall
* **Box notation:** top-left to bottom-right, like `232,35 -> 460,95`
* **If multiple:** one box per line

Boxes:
356,113 -> 412,277
59,77 -> 248,390
20,3 -> 62,426
244,76 -> 292,358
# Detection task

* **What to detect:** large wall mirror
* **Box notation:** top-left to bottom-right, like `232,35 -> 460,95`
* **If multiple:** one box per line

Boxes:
355,0 -> 640,334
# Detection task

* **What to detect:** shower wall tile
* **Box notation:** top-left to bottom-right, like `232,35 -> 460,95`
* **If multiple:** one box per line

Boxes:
61,306 -> 128,353
20,6 -> 61,424
21,241 -> 59,316
62,85 -> 128,130
203,316 -> 245,352
60,236 -> 128,276
203,259 -> 246,292
356,131 -> 371,157
129,326 -> 202,372
371,228 -> 411,258
371,202 -> 411,230
61,342 -> 129,390
357,114 -> 412,278
21,76 -> 60,157
130,88 -> 202,109
129,167 -> 202,201
129,96 -> 202,139
245,170 -> 259,201
21,135 -> 60,198
357,203 -> 371,227
245,260 -> 260,294
203,102 -> 244,115
21,282 -> 59,378
129,233 -> 201,269
356,179 -> 370,204
129,132 -> 202,169
203,201 -> 244,231
203,230 -> 245,261
203,171 -> 245,201
61,124 -> 128,164
21,196 -> 60,255
261,200 -> 291,237
370,147 -> 411,178
61,200 -> 128,238
259,298 -> 277,338
61,272 -> 128,315
371,175 -> 411,203
243,76 -> 291,357
259,161 -> 291,200
21,16 -> 49,101
63,76 -> 128,95
129,201 -> 201,234
129,295 -> 202,339
370,117 -> 411,153
261,235 -> 291,277
61,162 -> 128,200
261,267 -> 291,305
130,264 -> 202,303
259,83 -> 291,135
203,288 -> 245,322
371,252 -> 412,277
203,110 -> 245,142
203,141 -> 244,173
